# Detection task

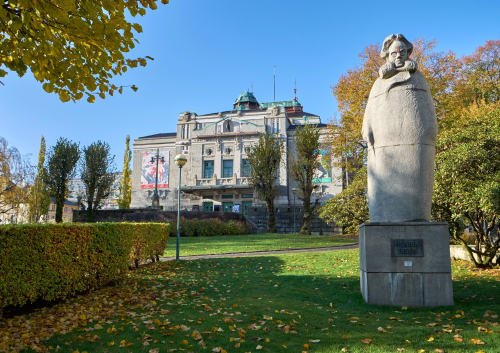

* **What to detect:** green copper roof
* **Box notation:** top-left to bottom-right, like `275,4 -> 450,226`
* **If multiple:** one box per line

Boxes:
234,91 -> 258,104
234,106 -> 250,111
259,100 -> 301,109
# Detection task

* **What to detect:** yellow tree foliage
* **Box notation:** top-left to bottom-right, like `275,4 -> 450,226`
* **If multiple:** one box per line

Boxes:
456,40 -> 500,108
0,136 -> 33,220
0,0 -> 169,102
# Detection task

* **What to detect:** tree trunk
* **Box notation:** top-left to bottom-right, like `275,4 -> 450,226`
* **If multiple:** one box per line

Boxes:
301,199 -> 311,235
55,196 -> 64,223
267,198 -> 276,233
301,197 -> 319,235
87,200 -> 95,222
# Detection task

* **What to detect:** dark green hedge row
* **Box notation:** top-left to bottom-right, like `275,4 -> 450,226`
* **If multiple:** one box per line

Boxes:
168,217 -> 250,237
0,222 -> 169,309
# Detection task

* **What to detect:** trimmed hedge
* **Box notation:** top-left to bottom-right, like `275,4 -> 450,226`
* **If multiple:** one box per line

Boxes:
0,222 -> 169,309
168,217 -> 249,237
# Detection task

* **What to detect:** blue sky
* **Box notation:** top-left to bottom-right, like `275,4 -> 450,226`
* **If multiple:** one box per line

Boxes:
1,0 -> 499,169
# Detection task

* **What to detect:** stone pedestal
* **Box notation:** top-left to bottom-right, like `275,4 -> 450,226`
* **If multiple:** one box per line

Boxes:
359,222 -> 453,307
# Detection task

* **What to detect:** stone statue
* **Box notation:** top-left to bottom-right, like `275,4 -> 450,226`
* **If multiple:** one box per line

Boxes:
362,34 -> 438,222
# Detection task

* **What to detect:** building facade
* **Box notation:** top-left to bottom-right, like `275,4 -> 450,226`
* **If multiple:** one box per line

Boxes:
131,92 -> 342,214
67,173 -> 123,210
47,199 -> 79,222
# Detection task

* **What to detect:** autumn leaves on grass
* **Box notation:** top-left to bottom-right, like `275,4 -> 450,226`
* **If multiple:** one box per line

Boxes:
1,250 -> 500,353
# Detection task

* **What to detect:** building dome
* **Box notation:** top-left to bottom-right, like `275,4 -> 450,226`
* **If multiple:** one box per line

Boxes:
233,91 -> 259,110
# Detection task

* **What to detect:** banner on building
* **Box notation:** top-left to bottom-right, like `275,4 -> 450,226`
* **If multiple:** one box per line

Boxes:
141,151 -> 169,189
313,149 -> 332,183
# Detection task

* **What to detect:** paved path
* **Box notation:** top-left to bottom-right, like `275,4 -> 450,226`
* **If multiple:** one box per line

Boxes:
160,243 -> 359,261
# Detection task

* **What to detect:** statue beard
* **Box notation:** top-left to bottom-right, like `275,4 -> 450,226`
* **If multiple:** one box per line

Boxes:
379,59 -> 418,79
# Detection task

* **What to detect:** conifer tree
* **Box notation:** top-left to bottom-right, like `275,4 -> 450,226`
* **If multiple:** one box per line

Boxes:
44,138 -> 80,223
29,136 -> 50,222
80,141 -> 116,222
117,135 -> 132,209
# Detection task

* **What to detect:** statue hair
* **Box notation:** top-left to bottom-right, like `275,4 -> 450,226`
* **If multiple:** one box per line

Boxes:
380,34 -> 413,60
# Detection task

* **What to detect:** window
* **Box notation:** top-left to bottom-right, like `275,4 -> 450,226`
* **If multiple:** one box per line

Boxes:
223,160 -> 233,178
242,159 -> 251,177
221,194 -> 233,199
204,161 -> 214,179
181,124 -> 189,139
242,194 -> 253,198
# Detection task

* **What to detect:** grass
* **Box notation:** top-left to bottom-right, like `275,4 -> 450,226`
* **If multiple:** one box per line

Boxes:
163,233 -> 357,257
3,249 -> 500,353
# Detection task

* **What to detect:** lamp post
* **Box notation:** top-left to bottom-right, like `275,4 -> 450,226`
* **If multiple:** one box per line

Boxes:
174,154 -> 187,260
291,188 -> 297,234
149,149 -> 165,209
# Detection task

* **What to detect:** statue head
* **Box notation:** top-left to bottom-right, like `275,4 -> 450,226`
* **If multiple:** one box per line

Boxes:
380,34 -> 413,67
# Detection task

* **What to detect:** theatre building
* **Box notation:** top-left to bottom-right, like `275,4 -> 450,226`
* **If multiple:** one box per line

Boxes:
130,91 -> 343,216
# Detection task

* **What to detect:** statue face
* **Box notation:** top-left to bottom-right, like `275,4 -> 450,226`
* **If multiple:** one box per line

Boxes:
388,40 -> 407,68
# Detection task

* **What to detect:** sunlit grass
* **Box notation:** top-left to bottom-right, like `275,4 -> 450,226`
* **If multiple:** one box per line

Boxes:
163,233 -> 357,257
5,249 -> 500,353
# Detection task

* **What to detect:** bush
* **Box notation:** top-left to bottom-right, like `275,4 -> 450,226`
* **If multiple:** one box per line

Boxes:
0,222 -> 169,310
168,217 -> 249,237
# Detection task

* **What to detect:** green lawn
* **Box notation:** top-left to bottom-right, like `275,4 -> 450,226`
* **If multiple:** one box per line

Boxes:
5,249 -> 500,353
163,233 -> 357,257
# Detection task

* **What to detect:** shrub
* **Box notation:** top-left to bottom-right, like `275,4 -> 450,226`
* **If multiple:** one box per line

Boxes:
168,217 -> 249,237
0,222 -> 168,310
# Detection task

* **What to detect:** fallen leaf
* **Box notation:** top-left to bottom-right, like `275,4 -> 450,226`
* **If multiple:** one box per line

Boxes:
470,338 -> 485,344
377,326 -> 392,334
397,349 -> 405,352
342,335 -> 348,338
361,339 -> 371,345
304,344 -> 310,350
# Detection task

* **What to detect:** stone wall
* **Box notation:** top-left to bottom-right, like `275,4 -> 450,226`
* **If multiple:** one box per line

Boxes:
246,205 -> 341,235
450,245 -> 500,263
73,209 -> 256,231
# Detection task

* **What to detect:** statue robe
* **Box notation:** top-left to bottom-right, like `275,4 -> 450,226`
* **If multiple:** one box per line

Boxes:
362,70 -> 438,222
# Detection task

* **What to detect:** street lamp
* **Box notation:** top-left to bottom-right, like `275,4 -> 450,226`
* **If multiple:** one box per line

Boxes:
291,188 -> 297,234
149,149 -> 165,209
174,154 -> 187,260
